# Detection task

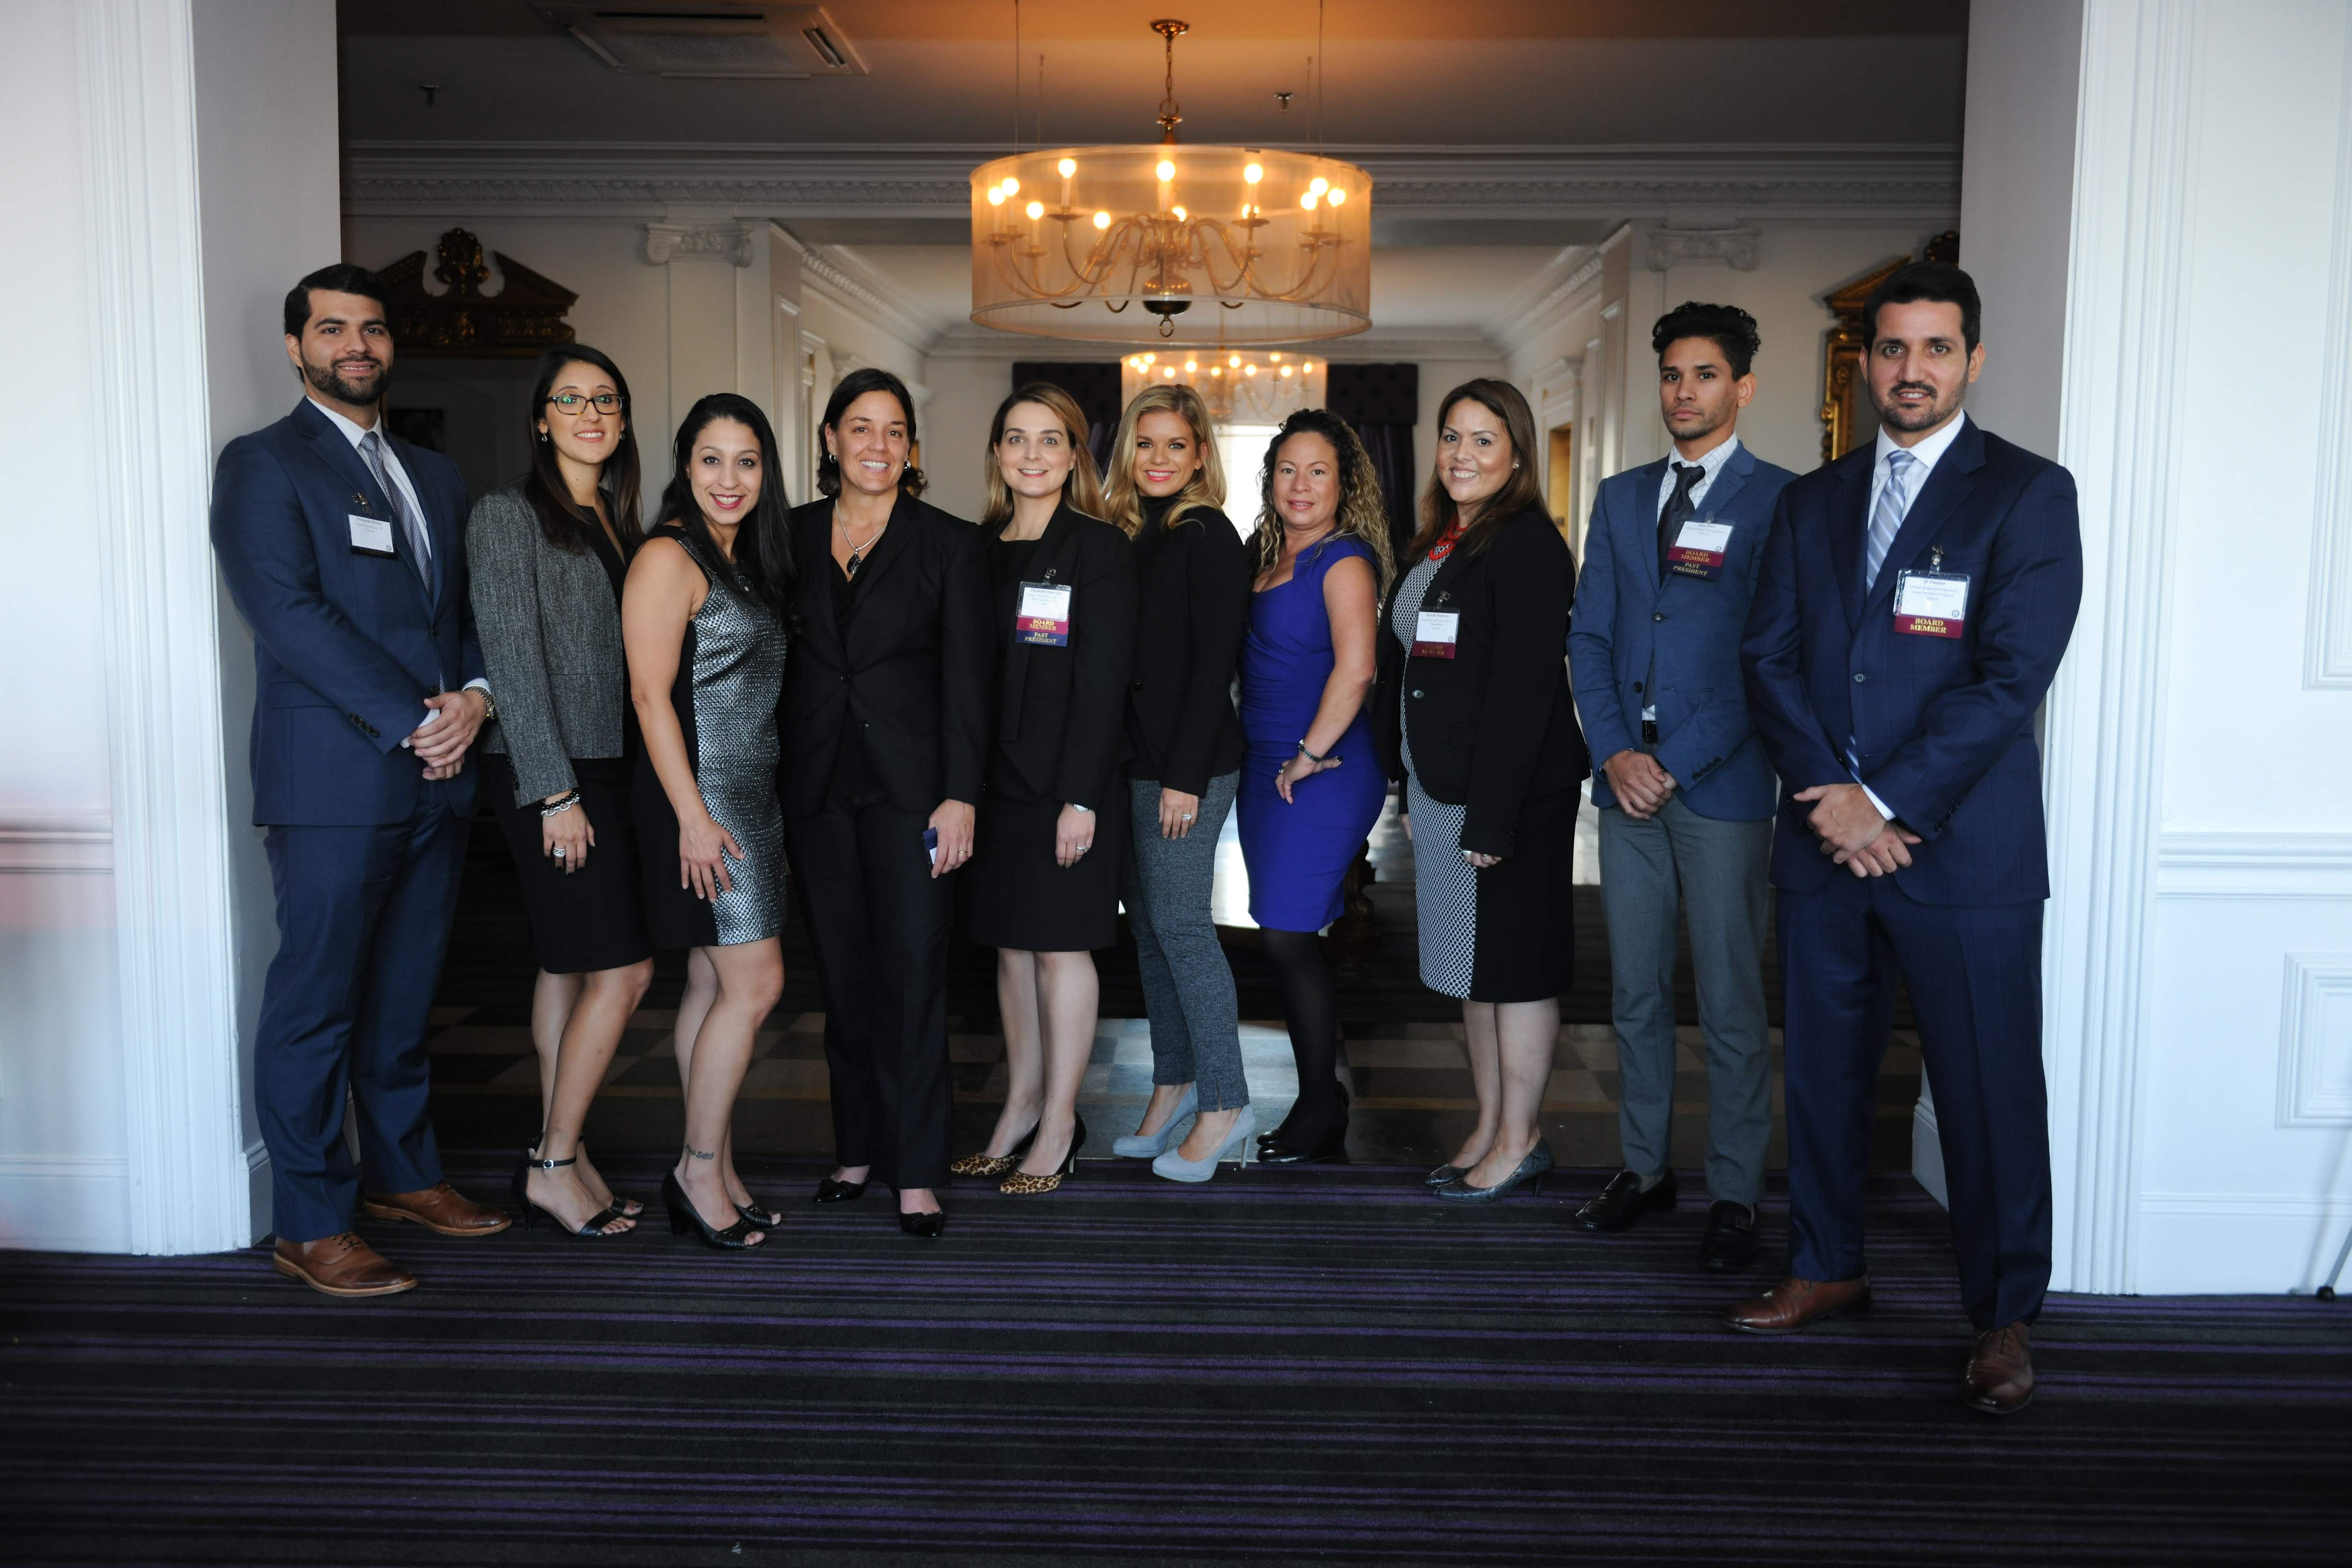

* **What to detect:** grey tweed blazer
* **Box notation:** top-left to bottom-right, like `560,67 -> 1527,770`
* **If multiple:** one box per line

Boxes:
466,480 -> 632,805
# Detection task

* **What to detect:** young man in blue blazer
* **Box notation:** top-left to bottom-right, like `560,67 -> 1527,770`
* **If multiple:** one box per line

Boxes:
1731,262 -> 2083,1414
210,265 -> 510,1297
1568,304 -> 1795,1271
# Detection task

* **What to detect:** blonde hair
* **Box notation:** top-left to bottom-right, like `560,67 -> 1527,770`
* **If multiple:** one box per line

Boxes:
980,382 -> 1107,528
1102,384 -> 1226,538
1246,408 -> 1395,593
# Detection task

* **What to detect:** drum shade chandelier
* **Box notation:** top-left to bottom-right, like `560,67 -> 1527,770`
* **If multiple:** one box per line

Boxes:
969,19 -> 1371,346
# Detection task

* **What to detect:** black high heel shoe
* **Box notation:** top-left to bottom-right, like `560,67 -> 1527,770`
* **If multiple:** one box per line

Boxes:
520,1138 -> 643,1219
897,1207 -> 946,1240
511,1153 -> 632,1237
735,1193 -> 783,1228
1258,1082 -> 1349,1154
663,1169 -> 766,1249
1000,1113 -> 1087,1195
812,1175 -> 869,1203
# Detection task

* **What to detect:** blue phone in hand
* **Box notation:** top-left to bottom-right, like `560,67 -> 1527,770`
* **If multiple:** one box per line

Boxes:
924,826 -> 939,867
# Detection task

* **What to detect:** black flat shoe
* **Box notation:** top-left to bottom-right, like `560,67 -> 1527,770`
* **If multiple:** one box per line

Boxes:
663,1171 -> 766,1250
1575,1169 -> 1678,1232
898,1209 -> 945,1240
1258,1118 -> 1349,1166
812,1176 -> 870,1204
1699,1199 -> 1759,1272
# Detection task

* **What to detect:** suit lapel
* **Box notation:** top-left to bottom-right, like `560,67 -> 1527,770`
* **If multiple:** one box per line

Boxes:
1862,419 -> 1986,620
840,490 -> 918,605
294,401 -> 438,613
1623,458 -> 1670,602
1827,450 -> 1873,633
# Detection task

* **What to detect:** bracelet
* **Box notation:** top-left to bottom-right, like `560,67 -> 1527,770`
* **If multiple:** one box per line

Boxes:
539,790 -> 581,818
1068,802 -> 1092,814
1296,741 -> 1329,765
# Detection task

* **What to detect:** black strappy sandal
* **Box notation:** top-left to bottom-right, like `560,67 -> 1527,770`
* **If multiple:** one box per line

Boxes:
510,1152 -> 633,1237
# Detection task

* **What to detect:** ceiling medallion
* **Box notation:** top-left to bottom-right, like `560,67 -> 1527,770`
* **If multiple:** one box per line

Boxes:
969,18 -> 1371,346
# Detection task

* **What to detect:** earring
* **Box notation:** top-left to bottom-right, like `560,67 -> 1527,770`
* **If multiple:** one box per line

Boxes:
538,430 -> 550,443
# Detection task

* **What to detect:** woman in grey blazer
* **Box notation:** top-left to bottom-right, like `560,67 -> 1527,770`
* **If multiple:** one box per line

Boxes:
467,344 -> 658,1239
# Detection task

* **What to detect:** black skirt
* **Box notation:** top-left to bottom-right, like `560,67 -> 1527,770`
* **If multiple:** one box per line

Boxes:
961,781 -> 1129,952
482,753 -> 651,975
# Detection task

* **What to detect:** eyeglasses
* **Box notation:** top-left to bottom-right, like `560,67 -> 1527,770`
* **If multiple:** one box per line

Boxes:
546,393 -> 622,415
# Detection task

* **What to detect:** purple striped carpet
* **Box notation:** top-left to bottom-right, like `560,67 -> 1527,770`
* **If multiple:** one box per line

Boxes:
4,1155 -> 2347,1565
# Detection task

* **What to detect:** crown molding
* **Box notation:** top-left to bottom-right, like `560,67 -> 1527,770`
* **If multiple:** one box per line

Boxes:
642,219 -> 753,266
342,141 -> 1960,221
921,321 -> 1501,363
796,243 -> 942,350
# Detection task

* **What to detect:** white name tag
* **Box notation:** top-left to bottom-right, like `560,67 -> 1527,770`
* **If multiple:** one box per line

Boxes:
349,513 -> 396,556
1893,570 -> 1970,638
1667,520 -> 1733,580
1411,609 -> 1460,658
1016,582 -> 1073,646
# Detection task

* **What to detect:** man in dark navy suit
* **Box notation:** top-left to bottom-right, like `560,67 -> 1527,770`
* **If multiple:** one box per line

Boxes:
1569,304 -> 1795,1272
211,265 -> 509,1296
1731,262 -> 2082,1414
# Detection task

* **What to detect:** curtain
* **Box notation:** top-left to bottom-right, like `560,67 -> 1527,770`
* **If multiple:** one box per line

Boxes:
1011,361 -> 1123,475
1325,362 -> 1419,561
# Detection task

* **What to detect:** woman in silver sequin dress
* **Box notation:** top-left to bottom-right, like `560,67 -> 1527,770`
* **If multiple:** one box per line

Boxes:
624,394 -> 794,1250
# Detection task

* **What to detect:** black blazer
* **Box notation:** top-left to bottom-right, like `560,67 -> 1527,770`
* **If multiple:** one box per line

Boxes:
1374,502 -> 1590,858
779,492 -> 994,818
987,503 -> 1139,809
1124,498 -> 1248,795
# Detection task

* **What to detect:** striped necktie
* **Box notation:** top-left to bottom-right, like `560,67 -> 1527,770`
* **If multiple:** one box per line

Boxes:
1863,448 -> 1916,594
358,428 -> 434,597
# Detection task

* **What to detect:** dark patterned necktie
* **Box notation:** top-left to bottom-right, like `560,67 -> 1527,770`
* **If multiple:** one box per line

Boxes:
1657,462 -> 1703,580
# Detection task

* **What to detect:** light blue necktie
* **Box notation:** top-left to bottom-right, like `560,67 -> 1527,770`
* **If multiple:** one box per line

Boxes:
1863,448 -> 1916,594
358,428 -> 435,598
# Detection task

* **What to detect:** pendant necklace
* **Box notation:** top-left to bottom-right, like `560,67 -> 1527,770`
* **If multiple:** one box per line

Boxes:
838,515 -> 887,579
1427,520 -> 1468,562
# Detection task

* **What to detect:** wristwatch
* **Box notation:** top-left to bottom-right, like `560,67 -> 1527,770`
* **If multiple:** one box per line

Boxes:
476,687 -> 498,725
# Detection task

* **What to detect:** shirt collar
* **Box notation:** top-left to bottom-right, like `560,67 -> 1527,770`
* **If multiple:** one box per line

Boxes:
307,396 -> 381,450
1669,433 -> 1741,483
1874,410 -> 1967,480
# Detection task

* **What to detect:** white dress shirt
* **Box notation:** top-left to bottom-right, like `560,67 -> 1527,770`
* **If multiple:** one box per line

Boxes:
1850,412 -> 1970,823
1642,434 -> 1743,722
307,397 -> 488,738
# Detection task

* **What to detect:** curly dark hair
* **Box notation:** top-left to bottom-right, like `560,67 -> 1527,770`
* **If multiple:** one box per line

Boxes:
1650,301 -> 1762,378
1246,407 -> 1394,593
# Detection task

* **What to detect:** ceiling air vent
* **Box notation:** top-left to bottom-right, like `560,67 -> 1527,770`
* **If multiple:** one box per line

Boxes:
539,4 -> 867,79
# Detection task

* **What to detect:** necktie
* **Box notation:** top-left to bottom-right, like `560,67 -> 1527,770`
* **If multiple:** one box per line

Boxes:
358,428 -> 434,597
1864,448 -> 1916,594
1657,462 -> 1703,579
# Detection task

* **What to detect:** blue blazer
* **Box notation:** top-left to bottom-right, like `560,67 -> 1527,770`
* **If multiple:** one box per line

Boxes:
210,399 -> 483,826
1569,442 -> 1794,820
1740,417 -> 2082,904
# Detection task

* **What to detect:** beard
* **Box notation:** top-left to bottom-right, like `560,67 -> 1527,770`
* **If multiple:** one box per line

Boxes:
1873,380 -> 1960,433
303,353 -> 388,407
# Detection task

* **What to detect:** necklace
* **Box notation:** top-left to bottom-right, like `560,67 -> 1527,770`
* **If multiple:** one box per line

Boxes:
836,514 -> 888,578
1427,519 -> 1468,561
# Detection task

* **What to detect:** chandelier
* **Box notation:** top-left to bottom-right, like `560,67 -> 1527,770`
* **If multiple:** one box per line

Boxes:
969,19 -> 1371,346
1121,349 -> 1325,423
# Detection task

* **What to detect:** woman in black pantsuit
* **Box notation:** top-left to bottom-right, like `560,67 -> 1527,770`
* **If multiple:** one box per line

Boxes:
778,368 -> 993,1238
467,344 -> 652,1239
951,384 -> 1138,1196
1372,378 -> 1589,1204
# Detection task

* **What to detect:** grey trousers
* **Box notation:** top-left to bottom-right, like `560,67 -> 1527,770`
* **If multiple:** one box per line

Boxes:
1124,770 -> 1248,1111
1597,792 -> 1773,1207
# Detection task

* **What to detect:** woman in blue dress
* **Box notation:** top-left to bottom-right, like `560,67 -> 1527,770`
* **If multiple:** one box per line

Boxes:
1236,408 -> 1394,1163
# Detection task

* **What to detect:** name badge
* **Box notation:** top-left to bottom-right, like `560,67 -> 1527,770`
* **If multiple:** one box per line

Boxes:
1667,520 -> 1733,580
1412,609 -> 1460,659
1016,581 -> 1072,646
1894,570 -> 1970,638
349,512 -> 396,557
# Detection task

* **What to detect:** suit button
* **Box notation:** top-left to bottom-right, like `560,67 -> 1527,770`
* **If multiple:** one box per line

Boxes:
1653,612 -> 1665,622
1132,680 -> 1144,689
1632,681 -> 1644,693
1411,689 -> 1424,699
1853,672 -> 1867,684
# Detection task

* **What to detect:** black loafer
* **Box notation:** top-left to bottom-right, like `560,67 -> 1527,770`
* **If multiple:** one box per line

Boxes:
1574,1169 -> 1677,1231
1699,1199 -> 1759,1272
813,1177 -> 869,1204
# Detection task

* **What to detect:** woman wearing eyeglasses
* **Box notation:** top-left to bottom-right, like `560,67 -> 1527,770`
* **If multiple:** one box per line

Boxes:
466,345 -> 654,1238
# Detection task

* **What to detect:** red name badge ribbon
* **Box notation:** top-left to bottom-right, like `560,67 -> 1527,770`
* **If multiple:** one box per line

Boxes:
1893,570 -> 1969,638
1016,581 -> 1072,646
1667,520 -> 1733,579
1411,608 -> 1460,659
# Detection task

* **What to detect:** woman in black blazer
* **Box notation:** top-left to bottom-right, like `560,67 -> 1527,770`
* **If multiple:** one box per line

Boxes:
1373,378 -> 1589,1204
778,368 -> 993,1239
950,384 -> 1138,1195
1100,384 -> 1255,1181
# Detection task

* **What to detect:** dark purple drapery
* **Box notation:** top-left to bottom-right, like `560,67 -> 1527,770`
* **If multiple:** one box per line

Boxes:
1325,362 -> 1420,561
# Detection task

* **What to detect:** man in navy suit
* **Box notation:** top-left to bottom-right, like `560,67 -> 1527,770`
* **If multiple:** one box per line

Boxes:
1569,304 -> 1795,1271
211,264 -> 510,1297
1730,262 -> 2082,1414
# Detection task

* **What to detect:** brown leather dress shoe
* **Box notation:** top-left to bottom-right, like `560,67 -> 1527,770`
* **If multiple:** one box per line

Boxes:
362,1180 -> 511,1237
272,1233 -> 417,1298
1723,1274 -> 1872,1334
1961,1322 -> 2035,1414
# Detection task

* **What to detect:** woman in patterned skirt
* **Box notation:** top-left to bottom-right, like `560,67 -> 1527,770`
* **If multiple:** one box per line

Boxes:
1373,379 -> 1588,1203
624,394 -> 795,1249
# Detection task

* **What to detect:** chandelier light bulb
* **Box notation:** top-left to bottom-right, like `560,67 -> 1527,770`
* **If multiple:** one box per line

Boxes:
1171,204 -> 1187,221
1244,162 -> 1263,184
1309,177 -> 1329,196
1301,191 -> 1319,210
1229,354 -> 1241,366
1300,362 -> 1313,373
1210,365 -> 1222,376
1058,157 -> 1078,178
1162,365 -> 1177,378
1026,200 -> 1045,220
1245,363 -> 1258,376
1269,352 -> 1283,361
987,186 -> 1006,206
1279,365 -> 1294,377
1184,359 -> 1198,372
1142,352 -> 1155,364
1327,187 -> 1347,206
1092,209 -> 1111,229
1155,158 -> 1176,182
1002,176 -> 1020,196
